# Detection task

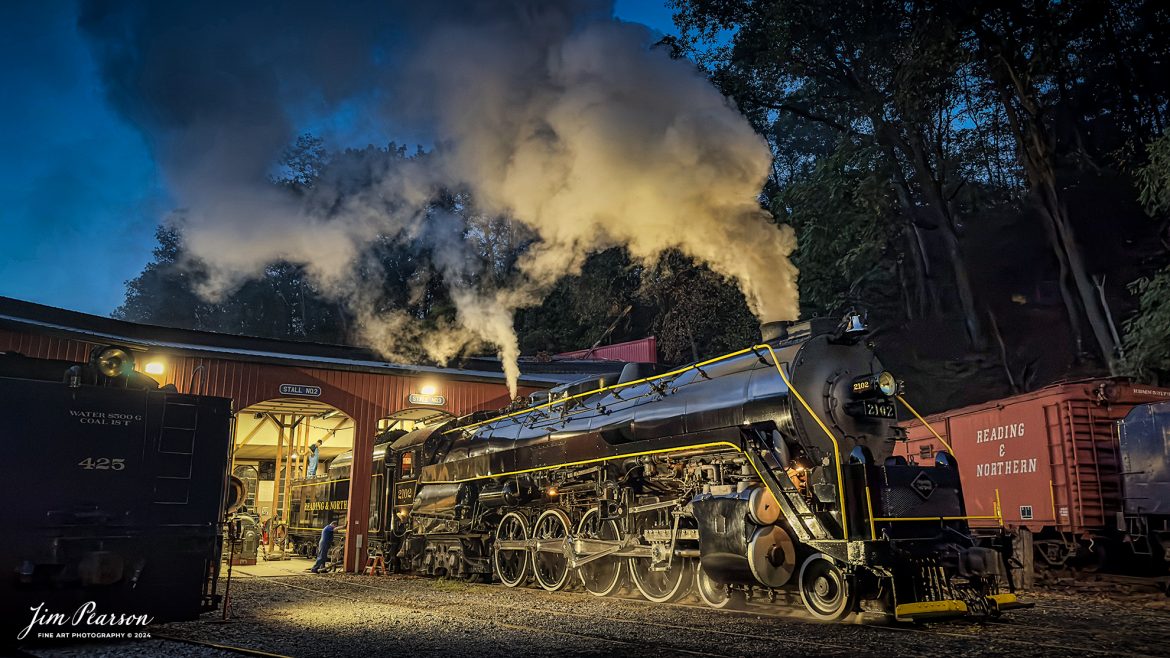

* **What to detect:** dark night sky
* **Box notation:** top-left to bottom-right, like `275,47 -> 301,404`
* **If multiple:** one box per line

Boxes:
0,1 -> 676,316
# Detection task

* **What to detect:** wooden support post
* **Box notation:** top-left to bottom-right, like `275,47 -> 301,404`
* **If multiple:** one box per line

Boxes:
272,414 -> 286,522
293,416 -> 303,480
305,418 -> 313,473
277,414 -> 288,522
344,417 -> 373,573
282,415 -> 294,524
1018,528 -> 1035,590
304,417 -> 312,474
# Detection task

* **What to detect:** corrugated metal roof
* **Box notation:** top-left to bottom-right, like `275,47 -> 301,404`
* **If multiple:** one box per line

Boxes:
556,336 -> 657,363
0,328 -> 529,416
0,295 -> 577,386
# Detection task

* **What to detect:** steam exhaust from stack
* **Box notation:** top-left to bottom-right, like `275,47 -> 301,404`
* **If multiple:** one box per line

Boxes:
79,1 -> 801,396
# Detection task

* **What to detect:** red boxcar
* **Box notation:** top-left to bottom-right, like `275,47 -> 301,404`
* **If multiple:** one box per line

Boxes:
899,378 -> 1170,568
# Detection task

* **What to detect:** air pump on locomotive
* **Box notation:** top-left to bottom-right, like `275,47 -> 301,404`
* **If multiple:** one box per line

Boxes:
383,314 -> 1028,621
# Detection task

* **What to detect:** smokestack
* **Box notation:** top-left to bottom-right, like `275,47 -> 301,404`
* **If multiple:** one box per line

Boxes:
760,321 -> 787,343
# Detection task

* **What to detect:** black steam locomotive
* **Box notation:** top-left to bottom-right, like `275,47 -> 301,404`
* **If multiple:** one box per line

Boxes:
383,314 -> 1028,621
2,347 -> 233,644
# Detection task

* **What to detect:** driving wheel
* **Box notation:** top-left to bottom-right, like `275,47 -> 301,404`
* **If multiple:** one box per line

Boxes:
493,511 -> 529,587
576,508 -> 624,596
798,553 -> 857,621
532,509 -> 572,591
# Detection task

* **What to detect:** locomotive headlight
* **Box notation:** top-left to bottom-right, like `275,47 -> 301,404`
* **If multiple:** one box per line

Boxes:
92,345 -> 135,378
850,371 -> 900,399
845,371 -> 901,420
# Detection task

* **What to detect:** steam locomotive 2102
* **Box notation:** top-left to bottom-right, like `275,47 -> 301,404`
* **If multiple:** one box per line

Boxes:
380,314 -> 1029,621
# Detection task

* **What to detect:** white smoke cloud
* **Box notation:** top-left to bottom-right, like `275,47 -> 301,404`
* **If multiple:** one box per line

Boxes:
81,0 -> 798,397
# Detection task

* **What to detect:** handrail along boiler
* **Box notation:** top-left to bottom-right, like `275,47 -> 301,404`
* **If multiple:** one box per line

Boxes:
385,314 -> 1028,621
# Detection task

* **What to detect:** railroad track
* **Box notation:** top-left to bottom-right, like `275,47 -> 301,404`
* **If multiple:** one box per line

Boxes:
151,634 -> 294,658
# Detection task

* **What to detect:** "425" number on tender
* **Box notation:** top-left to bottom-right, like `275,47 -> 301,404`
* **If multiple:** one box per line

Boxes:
78,457 -> 126,470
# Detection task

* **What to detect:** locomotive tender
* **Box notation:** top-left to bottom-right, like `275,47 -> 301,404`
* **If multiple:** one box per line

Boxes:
385,314 -> 1027,621
2,347 -> 233,643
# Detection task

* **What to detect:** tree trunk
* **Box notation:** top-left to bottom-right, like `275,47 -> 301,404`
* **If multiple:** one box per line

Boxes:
897,259 -> 915,321
1036,201 -> 1086,357
938,223 -> 985,350
902,226 -> 930,319
876,128 -> 939,317
1039,184 -> 1119,372
983,46 -> 1119,373
987,307 -> 1019,393
893,124 -> 987,349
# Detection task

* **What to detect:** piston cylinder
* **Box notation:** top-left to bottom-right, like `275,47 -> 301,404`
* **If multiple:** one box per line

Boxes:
692,493 -> 797,588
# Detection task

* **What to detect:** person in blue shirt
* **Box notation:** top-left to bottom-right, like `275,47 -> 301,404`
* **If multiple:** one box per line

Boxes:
307,440 -> 322,477
310,520 -> 339,573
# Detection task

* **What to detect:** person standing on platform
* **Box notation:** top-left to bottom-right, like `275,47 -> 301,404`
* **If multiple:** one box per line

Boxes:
310,519 -> 339,573
307,439 -> 323,477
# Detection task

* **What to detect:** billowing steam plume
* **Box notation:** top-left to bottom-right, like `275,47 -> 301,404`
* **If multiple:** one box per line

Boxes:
80,0 -> 798,396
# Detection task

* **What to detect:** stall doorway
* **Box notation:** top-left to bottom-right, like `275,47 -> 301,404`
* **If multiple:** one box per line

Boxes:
231,398 -> 354,523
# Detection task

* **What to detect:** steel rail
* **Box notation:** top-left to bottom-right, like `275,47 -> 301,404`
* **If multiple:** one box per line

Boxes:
150,633 -> 292,658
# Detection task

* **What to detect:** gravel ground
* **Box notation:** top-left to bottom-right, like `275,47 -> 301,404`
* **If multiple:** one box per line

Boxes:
21,573 -> 1170,658
24,637 -> 239,657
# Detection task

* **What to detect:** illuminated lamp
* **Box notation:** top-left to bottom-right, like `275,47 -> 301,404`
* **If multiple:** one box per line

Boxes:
144,361 -> 166,375
420,384 -> 437,396
92,345 -> 135,378
850,371 -> 900,398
